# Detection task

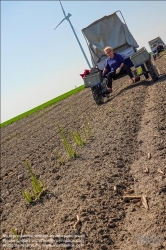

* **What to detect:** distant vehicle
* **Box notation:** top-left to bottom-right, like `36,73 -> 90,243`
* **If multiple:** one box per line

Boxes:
81,11 -> 160,105
148,37 -> 165,60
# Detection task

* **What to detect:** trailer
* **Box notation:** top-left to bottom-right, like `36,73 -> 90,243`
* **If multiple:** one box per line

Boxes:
81,11 -> 160,105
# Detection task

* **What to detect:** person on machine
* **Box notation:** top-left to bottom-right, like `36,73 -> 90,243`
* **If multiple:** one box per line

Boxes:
102,46 -> 136,93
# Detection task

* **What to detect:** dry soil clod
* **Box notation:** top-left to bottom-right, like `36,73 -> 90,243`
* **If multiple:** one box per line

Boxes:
123,196 -> 142,202
141,195 -> 149,210
73,215 -> 81,229
143,167 -> 149,173
21,227 -> 25,236
131,199 -> 141,204
158,169 -> 165,175
133,201 -> 141,207
124,189 -> 134,195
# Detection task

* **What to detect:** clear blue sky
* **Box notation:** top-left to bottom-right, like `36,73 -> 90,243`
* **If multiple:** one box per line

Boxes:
1,1 -> 166,123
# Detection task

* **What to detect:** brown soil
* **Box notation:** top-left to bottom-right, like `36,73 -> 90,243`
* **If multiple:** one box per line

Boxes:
1,52 -> 166,250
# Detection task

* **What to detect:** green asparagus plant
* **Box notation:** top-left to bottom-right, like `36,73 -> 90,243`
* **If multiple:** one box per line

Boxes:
22,160 -> 46,203
55,150 -> 65,165
84,116 -> 93,137
82,126 -> 89,142
11,228 -> 19,241
69,130 -> 84,147
22,190 -> 32,203
57,123 -> 77,158
110,107 -> 114,112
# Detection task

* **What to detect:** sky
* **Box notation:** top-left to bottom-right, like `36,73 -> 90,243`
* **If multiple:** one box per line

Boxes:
1,1 -> 166,123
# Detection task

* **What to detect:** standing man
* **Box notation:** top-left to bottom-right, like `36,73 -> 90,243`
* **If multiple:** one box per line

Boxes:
102,46 -> 136,93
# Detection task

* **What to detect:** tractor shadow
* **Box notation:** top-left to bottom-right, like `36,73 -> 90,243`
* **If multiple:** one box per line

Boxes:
104,73 -> 166,104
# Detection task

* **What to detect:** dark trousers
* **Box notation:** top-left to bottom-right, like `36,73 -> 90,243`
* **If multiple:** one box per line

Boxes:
107,65 -> 133,88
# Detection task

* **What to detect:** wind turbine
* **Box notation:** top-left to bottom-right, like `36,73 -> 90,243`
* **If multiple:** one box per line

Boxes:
54,0 -> 91,69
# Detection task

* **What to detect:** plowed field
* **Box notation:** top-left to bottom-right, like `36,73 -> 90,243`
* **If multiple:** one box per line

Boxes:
1,52 -> 166,250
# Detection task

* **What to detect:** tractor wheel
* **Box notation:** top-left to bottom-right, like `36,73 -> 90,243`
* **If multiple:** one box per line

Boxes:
145,60 -> 159,81
91,86 -> 104,105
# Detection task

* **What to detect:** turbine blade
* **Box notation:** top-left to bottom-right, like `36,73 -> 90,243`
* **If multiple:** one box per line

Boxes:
59,0 -> 66,17
54,17 -> 67,30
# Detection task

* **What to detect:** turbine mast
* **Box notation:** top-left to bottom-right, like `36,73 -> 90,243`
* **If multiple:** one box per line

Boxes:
58,1 -> 91,69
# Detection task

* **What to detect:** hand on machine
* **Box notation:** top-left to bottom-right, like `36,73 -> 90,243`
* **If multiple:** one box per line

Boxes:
115,67 -> 121,74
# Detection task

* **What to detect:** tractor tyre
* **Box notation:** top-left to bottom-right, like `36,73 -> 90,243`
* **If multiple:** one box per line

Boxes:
145,60 -> 159,82
91,86 -> 104,105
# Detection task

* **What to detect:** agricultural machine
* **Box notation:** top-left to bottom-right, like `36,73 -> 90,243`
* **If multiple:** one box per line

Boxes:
80,10 -> 160,105
148,36 -> 166,60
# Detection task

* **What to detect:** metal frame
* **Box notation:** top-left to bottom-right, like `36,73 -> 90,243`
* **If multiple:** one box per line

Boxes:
81,10 -> 131,69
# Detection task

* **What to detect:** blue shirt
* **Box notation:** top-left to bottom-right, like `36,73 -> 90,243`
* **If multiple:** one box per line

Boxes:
105,53 -> 125,72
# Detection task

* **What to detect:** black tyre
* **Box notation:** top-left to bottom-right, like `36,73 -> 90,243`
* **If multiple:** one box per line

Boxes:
91,86 -> 104,105
145,60 -> 159,81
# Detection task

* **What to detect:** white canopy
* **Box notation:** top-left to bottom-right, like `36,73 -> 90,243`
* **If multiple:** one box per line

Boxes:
148,37 -> 165,47
82,11 -> 139,67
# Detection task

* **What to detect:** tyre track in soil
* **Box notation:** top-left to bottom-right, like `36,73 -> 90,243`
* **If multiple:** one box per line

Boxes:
0,53 -> 166,250
115,77 -> 166,250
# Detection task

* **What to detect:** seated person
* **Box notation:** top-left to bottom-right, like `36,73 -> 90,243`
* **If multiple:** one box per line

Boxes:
156,43 -> 160,55
102,46 -> 136,93
156,43 -> 164,54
